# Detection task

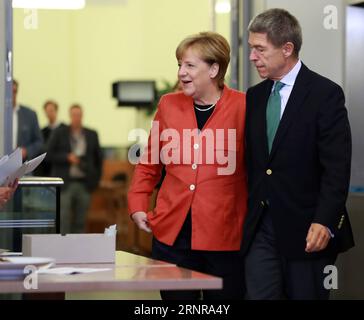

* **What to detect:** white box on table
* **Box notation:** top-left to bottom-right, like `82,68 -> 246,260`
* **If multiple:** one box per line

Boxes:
22,233 -> 115,264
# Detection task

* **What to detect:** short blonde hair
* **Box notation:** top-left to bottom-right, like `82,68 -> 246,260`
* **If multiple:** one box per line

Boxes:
176,32 -> 230,89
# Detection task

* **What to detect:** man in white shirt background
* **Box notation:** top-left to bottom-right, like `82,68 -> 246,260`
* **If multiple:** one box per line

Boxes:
12,79 -> 43,161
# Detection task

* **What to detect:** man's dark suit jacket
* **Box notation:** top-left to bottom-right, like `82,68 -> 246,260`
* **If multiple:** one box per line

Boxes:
242,63 -> 354,259
46,125 -> 103,192
42,124 -> 66,144
17,105 -> 43,159
34,123 -> 67,177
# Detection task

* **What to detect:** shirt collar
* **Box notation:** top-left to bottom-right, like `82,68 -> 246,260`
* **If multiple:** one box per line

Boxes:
279,59 -> 302,87
13,104 -> 20,113
49,121 -> 60,129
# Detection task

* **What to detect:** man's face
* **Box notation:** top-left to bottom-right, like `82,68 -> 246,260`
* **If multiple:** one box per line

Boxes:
44,103 -> 57,123
70,107 -> 83,128
248,32 -> 288,81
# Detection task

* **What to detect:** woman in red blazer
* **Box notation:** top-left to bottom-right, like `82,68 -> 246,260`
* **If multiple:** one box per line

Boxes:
128,32 -> 247,300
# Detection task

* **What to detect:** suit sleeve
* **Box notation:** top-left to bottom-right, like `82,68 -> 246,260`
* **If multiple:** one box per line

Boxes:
245,88 -> 253,189
313,84 -> 352,230
127,97 -> 166,215
25,111 -> 43,159
93,131 -> 103,186
46,128 -> 69,165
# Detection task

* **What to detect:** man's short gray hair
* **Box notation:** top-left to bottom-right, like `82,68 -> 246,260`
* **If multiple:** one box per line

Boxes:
248,8 -> 302,57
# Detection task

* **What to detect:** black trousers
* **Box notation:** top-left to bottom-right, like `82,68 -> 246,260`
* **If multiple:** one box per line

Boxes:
244,210 -> 337,300
152,238 -> 245,300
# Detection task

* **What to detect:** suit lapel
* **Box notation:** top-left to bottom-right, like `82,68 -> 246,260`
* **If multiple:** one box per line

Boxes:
269,64 -> 311,159
253,80 -> 273,162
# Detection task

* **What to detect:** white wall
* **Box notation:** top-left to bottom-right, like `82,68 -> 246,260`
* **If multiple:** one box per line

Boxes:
346,6 -> 364,187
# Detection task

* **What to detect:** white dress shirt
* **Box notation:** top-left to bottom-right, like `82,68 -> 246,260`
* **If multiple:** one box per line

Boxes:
12,104 -> 20,150
271,59 -> 302,119
49,121 -> 61,130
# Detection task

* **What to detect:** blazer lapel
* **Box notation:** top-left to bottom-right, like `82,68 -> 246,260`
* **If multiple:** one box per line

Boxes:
181,96 -> 198,130
254,80 -> 273,162
269,64 -> 311,159
201,84 -> 229,130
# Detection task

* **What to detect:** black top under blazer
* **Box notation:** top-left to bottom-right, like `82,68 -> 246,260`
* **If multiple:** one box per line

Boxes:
242,63 -> 354,259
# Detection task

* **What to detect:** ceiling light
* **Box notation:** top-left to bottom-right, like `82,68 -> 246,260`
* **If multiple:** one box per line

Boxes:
215,0 -> 231,14
12,0 -> 85,10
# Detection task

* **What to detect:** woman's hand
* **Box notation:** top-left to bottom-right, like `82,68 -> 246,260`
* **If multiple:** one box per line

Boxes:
131,211 -> 152,233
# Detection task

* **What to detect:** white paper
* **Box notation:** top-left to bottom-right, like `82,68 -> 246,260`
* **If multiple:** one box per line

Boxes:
37,267 -> 111,275
104,224 -> 117,237
4,165 -> 27,187
0,150 -> 47,186
0,155 -> 9,167
0,148 -> 23,186
24,152 -> 47,174
8,148 -> 23,168
0,251 -> 22,257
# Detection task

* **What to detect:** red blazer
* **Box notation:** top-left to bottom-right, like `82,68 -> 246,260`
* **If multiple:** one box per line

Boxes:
128,85 -> 248,251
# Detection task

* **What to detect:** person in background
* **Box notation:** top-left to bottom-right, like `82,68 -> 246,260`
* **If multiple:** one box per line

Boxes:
12,80 -> 43,161
242,8 -> 354,300
35,100 -> 66,177
128,32 -> 247,300
47,104 -> 103,234
41,100 -> 66,143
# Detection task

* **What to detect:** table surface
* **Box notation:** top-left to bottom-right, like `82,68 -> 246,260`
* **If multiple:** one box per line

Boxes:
0,251 -> 222,293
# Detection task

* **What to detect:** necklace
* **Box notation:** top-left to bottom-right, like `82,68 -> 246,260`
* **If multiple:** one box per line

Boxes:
194,102 -> 216,112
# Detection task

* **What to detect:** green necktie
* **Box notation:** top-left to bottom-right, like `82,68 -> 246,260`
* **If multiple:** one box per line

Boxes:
266,81 -> 285,153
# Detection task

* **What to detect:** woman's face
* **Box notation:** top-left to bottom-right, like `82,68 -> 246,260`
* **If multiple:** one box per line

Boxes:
177,47 -> 217,103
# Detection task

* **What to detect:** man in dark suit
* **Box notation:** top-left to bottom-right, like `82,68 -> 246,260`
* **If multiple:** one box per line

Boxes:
243,8 -> 354,299
47,104 -> 103,234
12,80 -> 43,160
41,100 -> 66,143
35,100 -> 66,176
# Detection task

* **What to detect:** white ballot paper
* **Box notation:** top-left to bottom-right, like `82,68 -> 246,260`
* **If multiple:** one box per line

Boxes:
0,148 -> 22,185
24,152 -> 47,175
37,267 -> 111,275
104,224 -> 117,237
0,148 -> 47,186
0,155 -> 9,167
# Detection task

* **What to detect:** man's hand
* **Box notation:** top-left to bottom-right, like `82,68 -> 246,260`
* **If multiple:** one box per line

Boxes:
131,211 -> 152,233
0,187 -> 13,208
0,179 -> 19,208
9,178 -> 18,196
67,153 -> 80,165
305,223 -> 330,253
